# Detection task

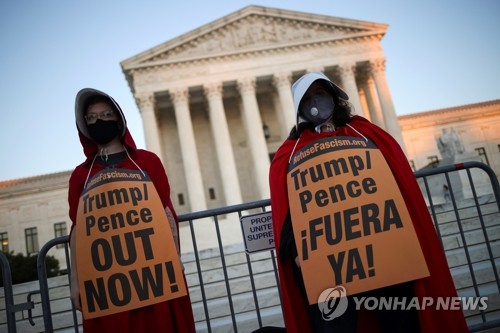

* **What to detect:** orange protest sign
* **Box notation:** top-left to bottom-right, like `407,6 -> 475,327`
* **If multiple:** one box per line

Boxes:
287,137 -> 429,304
75,169 -> 187,319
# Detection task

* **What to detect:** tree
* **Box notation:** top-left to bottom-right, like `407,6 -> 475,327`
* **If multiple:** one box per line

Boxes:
0,252 -> 60,287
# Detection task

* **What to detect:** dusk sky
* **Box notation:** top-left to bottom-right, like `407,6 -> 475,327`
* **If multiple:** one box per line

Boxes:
1,0 -> 499,181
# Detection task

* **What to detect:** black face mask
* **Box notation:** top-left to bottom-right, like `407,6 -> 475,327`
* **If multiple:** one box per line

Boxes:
87,119 -> 120,145
301,94 -> 335,125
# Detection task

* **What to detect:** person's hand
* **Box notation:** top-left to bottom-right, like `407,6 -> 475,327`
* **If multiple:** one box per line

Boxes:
70,280 -> 82,311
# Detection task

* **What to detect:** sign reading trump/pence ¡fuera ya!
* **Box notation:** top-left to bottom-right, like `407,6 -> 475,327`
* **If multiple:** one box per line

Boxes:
287,137 -> 429,304
75,169 -> 187,319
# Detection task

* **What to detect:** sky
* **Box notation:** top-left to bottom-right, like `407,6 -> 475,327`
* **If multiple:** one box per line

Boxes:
0,0 -> 499,181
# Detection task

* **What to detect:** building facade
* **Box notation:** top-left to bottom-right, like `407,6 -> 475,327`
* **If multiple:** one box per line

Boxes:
0,172 -> 71,270
120,5 -> 404,214
400,100 -> 500,175
0,6 -> 498,263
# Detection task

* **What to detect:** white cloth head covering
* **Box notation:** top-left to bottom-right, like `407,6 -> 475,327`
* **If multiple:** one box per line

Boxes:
291,72 -> 349,128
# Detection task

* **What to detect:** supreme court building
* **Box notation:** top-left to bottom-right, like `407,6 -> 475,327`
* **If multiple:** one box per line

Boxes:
1,5 -> 499,262
120,5 -> 404,214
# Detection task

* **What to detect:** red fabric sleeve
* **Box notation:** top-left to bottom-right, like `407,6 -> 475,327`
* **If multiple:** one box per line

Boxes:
270,142 -> 312,333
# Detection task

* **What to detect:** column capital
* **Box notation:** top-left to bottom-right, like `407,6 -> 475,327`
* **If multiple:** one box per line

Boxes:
170,87 -> 189,104
354,63 -> 372,82
338,63 -> 357,76
369,58 -> 387,74
203,82 -> 223,100
237,77 -> 256,94
272,72 -> 291,89
134,92 -> 155,110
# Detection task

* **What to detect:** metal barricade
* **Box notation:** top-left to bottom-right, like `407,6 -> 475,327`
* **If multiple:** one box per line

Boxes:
2,161 -> 499,332
0,251 -> 17,333
34,199 -> 279,333
36,237 -> 76,333
415,161 -> 500,332
0,252 -> 38,333
178,199 -> 279,333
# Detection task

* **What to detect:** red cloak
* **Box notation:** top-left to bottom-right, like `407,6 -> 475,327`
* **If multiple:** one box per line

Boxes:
69,102 -> 195,333
269,116 -> 468,333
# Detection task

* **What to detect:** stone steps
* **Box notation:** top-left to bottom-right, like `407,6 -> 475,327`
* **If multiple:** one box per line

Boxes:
451,259 -> 500,291
183,245 -> 280,326
194,304 -> 283,333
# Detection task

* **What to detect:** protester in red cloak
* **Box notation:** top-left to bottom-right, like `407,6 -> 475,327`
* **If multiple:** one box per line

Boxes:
68,88 -> 195,333
269,72 -> 468,333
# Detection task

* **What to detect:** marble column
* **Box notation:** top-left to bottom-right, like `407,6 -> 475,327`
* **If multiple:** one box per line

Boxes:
358,90 -> 372,122
363,76 -> 385,128
338,63 -> 366,117
170,87 -> 207,212
135,92 -> 163,160
370,59 -> 407,154
273,72 -> 296,135
237,77 -> 270,199
204,83 -> 243,205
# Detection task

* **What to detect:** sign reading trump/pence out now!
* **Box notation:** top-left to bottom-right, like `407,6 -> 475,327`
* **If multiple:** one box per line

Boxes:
287,137 -> 429,304
75,169 -> 186,319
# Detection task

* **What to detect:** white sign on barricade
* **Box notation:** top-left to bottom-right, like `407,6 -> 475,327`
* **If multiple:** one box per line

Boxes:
240,211 -> 275,254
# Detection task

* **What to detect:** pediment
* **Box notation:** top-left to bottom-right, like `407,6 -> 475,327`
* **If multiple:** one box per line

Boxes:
122,6 -> 387,70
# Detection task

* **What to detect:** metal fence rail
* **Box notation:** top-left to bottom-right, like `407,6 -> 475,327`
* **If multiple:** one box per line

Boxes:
179,199 -> 276,332
415,161 -> 500,332
0,252 -> 38,333
0,251 -> 17,333
36,237 -> 76,333
1,161 -> 499,332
